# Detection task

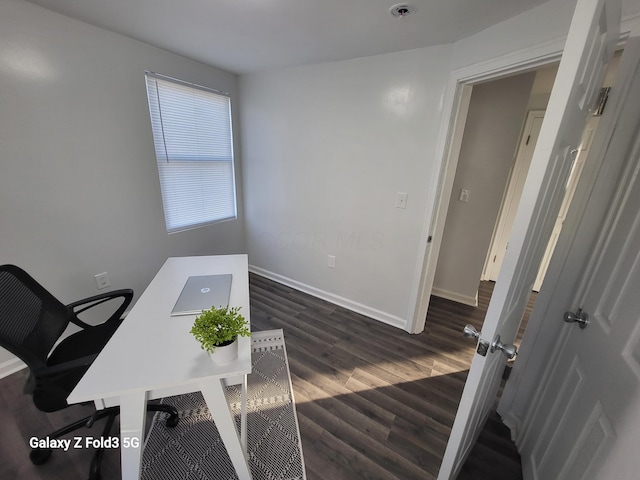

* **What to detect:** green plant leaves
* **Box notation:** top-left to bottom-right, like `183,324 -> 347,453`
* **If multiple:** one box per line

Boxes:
190,306 -> 250,354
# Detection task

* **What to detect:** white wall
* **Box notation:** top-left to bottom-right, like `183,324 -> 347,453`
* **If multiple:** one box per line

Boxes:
238,0 -> 640,331
527,64 -> 559,111
4,0 -> 638,372
240,46 -> 452,326
0,0 -> 245,371
451,0 -> 640,70
450,0 -> 579,70
433,72 -> 536,305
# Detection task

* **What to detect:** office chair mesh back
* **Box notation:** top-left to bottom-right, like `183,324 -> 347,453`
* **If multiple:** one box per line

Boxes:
0,266 -> 78,412
0,266 -> 71,369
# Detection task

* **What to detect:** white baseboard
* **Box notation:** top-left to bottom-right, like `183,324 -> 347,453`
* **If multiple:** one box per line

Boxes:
249,265 -> 407,330
431,287 -> 478,307
0,357 -> 26,379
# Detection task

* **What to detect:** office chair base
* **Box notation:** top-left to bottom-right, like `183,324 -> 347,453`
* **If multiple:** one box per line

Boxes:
29,448 -> 52,465
166,414 -> 179,428
29,404 -> 178,472
147,403 -> 180,428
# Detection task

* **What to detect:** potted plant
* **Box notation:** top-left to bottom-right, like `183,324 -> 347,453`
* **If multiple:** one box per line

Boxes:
190,306 -> 250,364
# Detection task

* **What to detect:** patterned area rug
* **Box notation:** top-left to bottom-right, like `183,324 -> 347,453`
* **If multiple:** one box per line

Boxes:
141,329 -> 306,480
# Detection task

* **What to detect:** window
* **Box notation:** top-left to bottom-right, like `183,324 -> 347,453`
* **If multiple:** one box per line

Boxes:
145,72 -> 237,233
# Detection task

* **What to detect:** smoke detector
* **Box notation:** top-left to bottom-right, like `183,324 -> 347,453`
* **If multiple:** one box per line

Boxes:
390,4 -> 416,17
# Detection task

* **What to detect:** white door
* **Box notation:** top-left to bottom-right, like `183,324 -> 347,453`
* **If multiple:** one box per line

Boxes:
517,36 -> 640,480
437,0 -> 621,477
483,111 -> 545,283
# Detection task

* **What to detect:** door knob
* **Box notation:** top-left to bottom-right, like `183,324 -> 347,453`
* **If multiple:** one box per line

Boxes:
564,308 -> 589,329
463,324 -> 480,339
464,325 -> 495,357
464,325 -> 518,359
490,335 -> 518,360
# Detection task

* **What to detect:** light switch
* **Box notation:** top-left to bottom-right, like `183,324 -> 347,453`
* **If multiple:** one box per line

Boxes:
459,189 -> 470,202
396,192 -> 408,209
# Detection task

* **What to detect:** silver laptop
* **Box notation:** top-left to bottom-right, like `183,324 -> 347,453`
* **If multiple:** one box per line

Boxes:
170,274 -> 232,316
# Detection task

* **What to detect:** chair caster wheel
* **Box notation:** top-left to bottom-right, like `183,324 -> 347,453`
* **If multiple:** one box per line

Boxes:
166,414 -> 179,428
30,448 -> 52,465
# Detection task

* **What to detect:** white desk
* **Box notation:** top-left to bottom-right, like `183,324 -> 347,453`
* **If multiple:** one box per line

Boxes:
68,255 -> 252,480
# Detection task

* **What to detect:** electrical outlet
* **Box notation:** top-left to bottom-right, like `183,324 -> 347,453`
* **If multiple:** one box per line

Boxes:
396,192 -> 408,209
328,255 -> 336,268
94,272 -> 111,290
459,189 -> 470,202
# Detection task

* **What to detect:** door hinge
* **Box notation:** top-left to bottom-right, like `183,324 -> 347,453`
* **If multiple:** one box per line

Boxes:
525,134 -> 531,145
593,86 -> 611,116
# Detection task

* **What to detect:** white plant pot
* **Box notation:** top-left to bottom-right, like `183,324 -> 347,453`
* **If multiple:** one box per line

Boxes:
208,338 -> 238,364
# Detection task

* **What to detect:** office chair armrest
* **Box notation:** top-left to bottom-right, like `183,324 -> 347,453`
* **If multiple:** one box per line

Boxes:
66,289 -> 134,329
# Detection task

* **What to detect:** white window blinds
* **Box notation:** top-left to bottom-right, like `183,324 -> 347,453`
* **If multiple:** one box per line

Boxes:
145,72 -> 237,233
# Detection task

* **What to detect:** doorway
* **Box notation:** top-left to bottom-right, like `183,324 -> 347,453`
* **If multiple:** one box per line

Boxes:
431,65 -> 557,308
483,53 -> 621,292
432,52 -> 619,314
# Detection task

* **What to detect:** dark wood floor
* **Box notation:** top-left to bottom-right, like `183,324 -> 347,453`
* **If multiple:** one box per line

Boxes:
0,276 -> 530,480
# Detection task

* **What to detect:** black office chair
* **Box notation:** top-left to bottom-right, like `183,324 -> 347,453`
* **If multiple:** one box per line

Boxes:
0,264 -> 179,480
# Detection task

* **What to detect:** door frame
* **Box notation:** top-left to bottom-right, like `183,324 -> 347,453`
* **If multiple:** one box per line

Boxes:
406,40 -> 565,334
406,16 -> 640,336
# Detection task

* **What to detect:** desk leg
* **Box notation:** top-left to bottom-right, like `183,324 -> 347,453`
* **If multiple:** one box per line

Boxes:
241,373 -> 248,452
119,391 -> 148,480
200,379 -> 252,480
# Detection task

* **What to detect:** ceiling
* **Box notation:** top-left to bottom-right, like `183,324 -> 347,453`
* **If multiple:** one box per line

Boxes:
25,0 -> 550,74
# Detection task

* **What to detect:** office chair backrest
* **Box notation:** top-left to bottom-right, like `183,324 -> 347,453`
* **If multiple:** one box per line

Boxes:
0,265 -> 71,371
